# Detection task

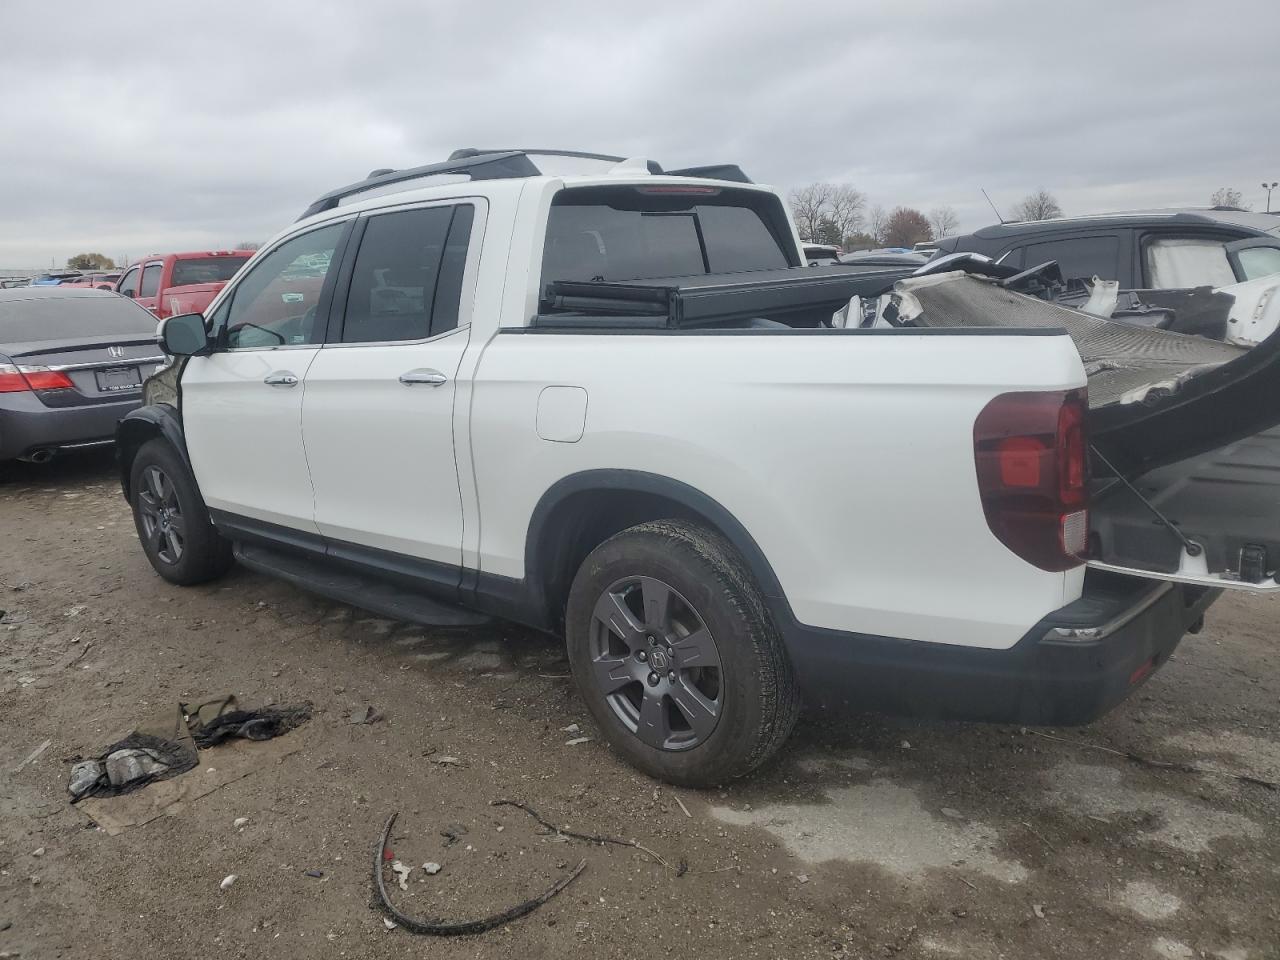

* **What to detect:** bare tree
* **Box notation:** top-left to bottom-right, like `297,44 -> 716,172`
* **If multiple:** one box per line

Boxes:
1210,187 -> 1246,209
827,185 -> 866,244
788,183 -> 834,242
867,205 -> 889,245
882,207 -> 934,248
928,206 -> 959,239
1012,189 -> 1063,222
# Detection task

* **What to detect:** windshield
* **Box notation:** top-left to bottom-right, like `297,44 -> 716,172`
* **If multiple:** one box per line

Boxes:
170,256 -> 250,287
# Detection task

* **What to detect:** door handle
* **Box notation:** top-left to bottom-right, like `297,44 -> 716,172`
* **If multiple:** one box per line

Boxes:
264,371 -> 299,387
399,368 -> 448,387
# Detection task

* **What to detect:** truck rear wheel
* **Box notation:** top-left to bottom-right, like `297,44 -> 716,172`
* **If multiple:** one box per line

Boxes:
565,519 -> 799,787
129,438 -> 232,585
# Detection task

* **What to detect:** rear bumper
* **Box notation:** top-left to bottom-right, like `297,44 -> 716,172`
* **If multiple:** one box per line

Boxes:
782,571 -> 1220,725
0,392 -> 141,460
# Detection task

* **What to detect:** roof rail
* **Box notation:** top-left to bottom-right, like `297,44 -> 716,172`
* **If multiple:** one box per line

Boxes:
298,149 -> 752,220
297,151 -> 540,220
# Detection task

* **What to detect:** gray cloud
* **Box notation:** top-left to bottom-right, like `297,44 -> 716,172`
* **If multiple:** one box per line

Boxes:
2,0 -> 1277,267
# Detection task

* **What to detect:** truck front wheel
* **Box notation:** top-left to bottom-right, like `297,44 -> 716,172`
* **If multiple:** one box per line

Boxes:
129,439 -> 232,586
565,519 -> 800,787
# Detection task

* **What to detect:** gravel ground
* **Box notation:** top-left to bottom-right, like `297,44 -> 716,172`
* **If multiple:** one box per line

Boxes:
1,451 -> 1277,960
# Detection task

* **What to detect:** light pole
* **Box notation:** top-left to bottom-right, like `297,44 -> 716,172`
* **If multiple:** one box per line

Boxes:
1265,182 -> 1279,214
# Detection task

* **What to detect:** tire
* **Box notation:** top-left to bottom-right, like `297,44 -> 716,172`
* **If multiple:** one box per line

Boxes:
129,438 -> 232,585
565,519 -> 800,787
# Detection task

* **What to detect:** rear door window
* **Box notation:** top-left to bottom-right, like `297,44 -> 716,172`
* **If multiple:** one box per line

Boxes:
1022,235 -> 1121,283
339,203 -> 474,344
139,263 -> 163,298
541,186 -> 791,289
1143,236 -> 1238,288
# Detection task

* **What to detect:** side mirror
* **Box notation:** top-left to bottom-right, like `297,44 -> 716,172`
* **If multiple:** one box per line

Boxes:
160,313 -> 211,356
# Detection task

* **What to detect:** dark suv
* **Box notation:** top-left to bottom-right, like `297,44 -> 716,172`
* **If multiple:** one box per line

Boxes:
935,209 -> 1280,290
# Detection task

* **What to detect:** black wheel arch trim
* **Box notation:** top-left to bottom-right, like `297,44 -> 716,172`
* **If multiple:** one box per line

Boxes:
463,469 -> 796,633
115,403 -> 190,500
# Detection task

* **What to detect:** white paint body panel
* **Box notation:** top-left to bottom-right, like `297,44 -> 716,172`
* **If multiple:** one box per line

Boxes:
469,331 -> 1086,650
182,348 -> 319,530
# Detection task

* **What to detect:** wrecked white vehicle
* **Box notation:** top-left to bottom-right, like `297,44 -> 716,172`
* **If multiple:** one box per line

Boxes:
883,261 -> 1280,589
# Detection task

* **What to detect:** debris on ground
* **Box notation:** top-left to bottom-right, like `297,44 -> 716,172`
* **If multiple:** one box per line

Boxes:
1028,730 -> 1277,790
349,706 -> 381,725
561,723 -> 580,735
220,875 -> 237,891
12,738 -> 52,773
564,737 -> 592,746
305,869 -> 324,879
490,799 -> 672,868
67,695 -> 311,801
373,812 -> 586,936
391,860 -> 412,890
1032,903 -> 1046,920
233,817 -> 249,829
422,862 -> 441,875
440,824 -> 467,846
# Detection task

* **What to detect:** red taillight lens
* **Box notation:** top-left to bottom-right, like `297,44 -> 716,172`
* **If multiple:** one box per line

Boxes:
0,363 -> 75,393
974,389 -> 1089,572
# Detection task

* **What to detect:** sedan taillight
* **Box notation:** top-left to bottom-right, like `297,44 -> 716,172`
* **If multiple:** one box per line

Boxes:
0,363 -> 76,393
974,389 -> 1089,572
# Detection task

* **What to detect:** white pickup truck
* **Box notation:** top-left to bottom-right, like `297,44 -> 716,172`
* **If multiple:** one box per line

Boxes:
118,149 -> 1280,786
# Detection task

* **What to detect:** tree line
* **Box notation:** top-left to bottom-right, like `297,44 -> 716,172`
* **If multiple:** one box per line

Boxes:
788,184 -> 1064,250
791,181 -> 1271,251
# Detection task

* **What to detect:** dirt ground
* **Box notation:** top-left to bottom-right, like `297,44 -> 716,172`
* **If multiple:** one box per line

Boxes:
2,452 -> 1278,960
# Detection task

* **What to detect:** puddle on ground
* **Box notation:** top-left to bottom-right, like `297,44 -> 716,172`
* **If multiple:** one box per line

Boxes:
1044,762 -> 1260,853
710,777 -> 1026,883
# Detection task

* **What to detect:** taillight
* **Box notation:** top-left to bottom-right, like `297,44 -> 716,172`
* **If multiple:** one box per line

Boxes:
0,363 -> 75,393
974,389 -> 1089,572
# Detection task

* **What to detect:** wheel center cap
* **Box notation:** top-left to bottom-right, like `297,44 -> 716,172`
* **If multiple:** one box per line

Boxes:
649,648 -> 669,671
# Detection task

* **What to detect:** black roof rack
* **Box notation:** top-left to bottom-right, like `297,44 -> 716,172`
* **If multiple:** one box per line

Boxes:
299,149 -> 753,221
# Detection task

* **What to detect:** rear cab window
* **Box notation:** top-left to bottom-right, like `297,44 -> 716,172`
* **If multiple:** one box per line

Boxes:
171,256 -> 249,287
540,185 -> 794,294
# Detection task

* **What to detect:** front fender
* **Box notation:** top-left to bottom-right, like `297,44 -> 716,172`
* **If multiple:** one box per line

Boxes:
115,403 -> 189,500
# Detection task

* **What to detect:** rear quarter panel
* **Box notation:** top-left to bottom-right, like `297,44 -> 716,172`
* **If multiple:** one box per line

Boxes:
468,329 -> 1087,650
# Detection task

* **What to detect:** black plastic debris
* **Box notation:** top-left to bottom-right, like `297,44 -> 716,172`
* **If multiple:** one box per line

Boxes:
68,695 -> 311,802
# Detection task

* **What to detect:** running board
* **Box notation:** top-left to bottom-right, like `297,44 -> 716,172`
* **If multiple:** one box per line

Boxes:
234,542 -> 492,627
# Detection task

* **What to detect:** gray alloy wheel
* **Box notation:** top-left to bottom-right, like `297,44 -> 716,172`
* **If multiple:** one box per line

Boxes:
588,575 -> 724,752
136,464 -> 186,565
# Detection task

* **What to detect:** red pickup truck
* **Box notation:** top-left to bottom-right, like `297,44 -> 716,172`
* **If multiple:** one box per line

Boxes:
115,251 -> 252,319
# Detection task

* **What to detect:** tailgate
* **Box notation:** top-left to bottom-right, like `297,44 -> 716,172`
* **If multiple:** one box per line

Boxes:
1088,427 -> 1280,591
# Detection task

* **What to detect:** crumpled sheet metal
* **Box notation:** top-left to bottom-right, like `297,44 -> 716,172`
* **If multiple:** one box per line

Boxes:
894,272 -> 1246,408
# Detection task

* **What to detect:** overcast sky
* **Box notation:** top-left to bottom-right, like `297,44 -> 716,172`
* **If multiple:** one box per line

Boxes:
2,0 -> 1277,268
